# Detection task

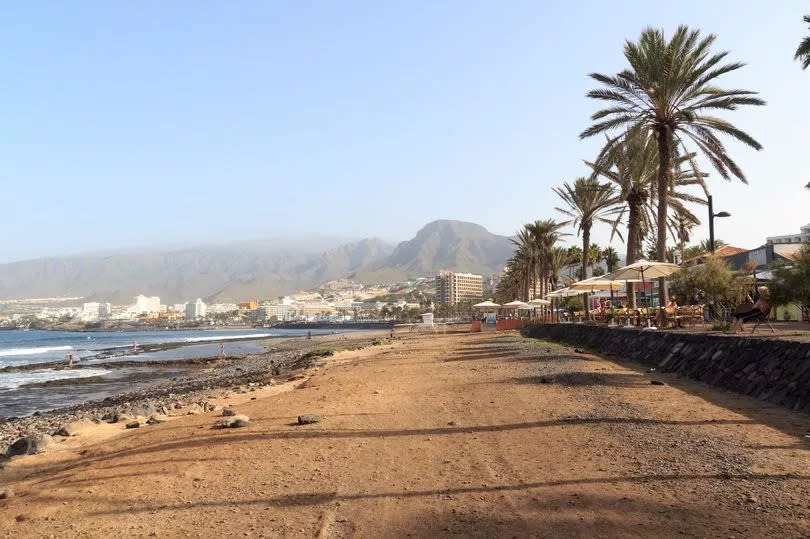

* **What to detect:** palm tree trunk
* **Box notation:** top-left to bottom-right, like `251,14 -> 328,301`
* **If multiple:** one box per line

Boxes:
626,199 -> 642,308
582,225 -> 590,319
656,126 -> 673,314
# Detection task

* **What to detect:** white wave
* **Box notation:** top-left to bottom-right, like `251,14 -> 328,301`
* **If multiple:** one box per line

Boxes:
0,345 -> 73,357
182,333 -> 273,343
0,368 -> 110,390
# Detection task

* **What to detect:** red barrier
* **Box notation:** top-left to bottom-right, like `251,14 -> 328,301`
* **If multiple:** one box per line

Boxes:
495,319 -> 525,331
470,321 -> 482,332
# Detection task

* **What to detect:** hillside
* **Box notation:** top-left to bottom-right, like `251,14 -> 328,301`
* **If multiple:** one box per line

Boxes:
0,221 -> 511,303
376,220 -> 512,277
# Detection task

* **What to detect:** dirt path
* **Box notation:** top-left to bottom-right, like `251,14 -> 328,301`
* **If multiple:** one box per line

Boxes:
1,330 -> 809,538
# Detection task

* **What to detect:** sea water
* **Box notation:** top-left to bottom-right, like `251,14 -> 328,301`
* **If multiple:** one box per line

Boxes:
0,328 -> 339,417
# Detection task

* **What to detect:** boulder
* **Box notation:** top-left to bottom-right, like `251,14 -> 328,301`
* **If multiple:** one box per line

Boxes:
297,414 -> 323,425
5,434 -> 54,457
222,407 -> 236,417
146,415 -> 167,425
186,404 -> 203,415
55,421 -> 83,437
125,421 -> 141,429
214,415 -> 250,429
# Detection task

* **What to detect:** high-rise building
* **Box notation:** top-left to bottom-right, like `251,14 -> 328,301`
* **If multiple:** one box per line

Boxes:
185,298 -> 207,320
435,271 -> 483,305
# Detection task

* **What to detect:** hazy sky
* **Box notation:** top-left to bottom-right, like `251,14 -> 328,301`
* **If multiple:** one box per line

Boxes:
3,1 -> 808,262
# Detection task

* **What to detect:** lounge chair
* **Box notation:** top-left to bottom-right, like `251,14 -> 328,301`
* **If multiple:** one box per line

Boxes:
748,306 -> 776,334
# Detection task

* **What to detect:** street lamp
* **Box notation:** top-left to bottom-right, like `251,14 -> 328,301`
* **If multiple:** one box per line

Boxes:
708,195 -> 731,253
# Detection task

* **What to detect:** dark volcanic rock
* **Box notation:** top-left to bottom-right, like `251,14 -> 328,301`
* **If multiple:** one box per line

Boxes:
5,434 -> 53,457
125,421 -> 141,429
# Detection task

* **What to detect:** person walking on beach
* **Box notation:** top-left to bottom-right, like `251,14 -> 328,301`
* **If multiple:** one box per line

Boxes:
66,353 -> 75,368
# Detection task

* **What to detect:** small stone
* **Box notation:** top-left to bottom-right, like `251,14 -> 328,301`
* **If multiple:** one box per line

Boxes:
125,421 -> 141,429
0,488 -> 11,499
447,421 -> 456,426
146,415 -> 167,425
574,348 -> 585,354
297,414 -> 323,425
222,408 -> 236,417
650,380 -> 666,386
746,495 -> 758,504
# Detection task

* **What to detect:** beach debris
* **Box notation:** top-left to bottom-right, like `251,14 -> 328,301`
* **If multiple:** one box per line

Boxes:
125,421 -> 141,429
650,380 -> 666,386
146,415 -> 167,425
5,434 -> 54,457
222,407 -> 236,417
297,414 -> 323,425
214,415 -> 250,429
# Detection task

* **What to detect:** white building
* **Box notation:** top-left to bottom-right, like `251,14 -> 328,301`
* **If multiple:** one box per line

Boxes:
80,302 -> 112,322
185,298 -> 207,321
127,295 -> 161,316
767,224 -> 810,245
251,302 -> 295,322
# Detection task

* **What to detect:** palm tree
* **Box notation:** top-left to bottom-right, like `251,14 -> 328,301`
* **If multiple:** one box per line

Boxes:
554,177 -> 619,317
547,246 -> 573,290
525,219 -> 567,299
587,127 -> 707,266
582,25 -> 764,304
588,243 -> 603,270
796,15 -> 810,69
602,246 -> 620,272
510,228 -> 537,302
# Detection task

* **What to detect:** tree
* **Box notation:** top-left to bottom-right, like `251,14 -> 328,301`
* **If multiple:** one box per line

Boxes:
768,244 -> 810,323
510,227 -> 537,302
796,15 -> 810,70
554,177 -> 618,317
527,219 -> 567,299
587,128 -> 706,266
669,255 -> 751,317
547,246 -> 573,290
602,246 -> 620,272
587,243 -> 603,270
582,25 -> 764,305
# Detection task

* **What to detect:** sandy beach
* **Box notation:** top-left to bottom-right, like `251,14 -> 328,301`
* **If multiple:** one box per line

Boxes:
1,328 -> 809,537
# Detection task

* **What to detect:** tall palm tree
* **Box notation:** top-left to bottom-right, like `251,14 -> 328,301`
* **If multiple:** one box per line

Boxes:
547,246 -> 573,290
510,228 -> 537,302
796,15 -> 810,69
587,127 -> 707,267
527,219 -> 567,299
588,244 -> 603,270
554,177 -> 619,317
582,25 -> 764,304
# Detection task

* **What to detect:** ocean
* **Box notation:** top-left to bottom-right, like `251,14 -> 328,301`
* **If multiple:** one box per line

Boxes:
0,328 -> 337,417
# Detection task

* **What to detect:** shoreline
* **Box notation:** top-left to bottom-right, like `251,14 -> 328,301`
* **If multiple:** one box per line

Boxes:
0,330 -> 389,453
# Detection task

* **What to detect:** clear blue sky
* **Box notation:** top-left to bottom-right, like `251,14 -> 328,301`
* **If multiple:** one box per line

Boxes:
3,1 -> 808,262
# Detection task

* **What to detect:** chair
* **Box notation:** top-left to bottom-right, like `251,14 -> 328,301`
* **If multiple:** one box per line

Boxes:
749,306 -> 776,334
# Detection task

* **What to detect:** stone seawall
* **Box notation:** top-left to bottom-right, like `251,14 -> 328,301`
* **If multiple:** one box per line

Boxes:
522,324 -> 810,414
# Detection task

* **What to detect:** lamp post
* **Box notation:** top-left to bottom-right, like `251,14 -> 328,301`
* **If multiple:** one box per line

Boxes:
707,195 -> 731,253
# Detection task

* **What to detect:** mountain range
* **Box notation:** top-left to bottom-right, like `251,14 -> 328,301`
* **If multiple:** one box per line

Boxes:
0,220 -> 513,304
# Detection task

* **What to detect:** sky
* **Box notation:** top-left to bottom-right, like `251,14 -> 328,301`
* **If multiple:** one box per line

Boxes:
2,1 -> 808,262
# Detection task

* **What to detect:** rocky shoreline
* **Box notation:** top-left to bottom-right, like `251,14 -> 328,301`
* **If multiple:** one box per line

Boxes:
0,332 -> 386,456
